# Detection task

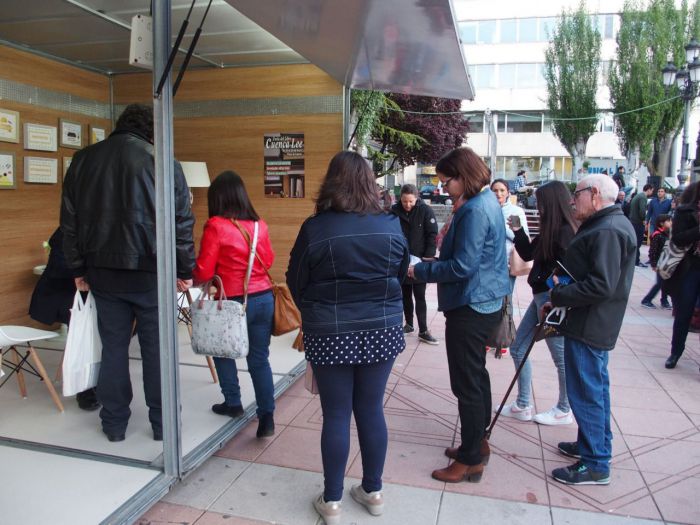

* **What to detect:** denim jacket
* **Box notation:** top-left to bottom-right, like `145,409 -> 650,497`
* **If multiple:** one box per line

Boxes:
286,211 -> 409,335
413,189 -> 509,312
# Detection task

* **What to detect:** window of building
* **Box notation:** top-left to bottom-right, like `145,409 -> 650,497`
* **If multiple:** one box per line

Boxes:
597,112 -> 615,133
500,19 -> 517,43
518,18 -> 538,42
479,20 -> 497,44
496,113 -> 506,133
506,112 -> 543,133
473,64 -> 496,88
539,17 -> 557,41
460,21 -> 477,44
517,63 -> 540,88
599,60 -> 612,85
599,14 -> 615,39
468,113 -> 484,133
543,114 -> 553,133
500,64 -> 517,88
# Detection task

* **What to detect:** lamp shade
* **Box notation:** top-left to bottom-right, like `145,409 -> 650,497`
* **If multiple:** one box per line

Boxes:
662,61 -> 678,87
180,161 -> 211,188
676,67 -> 689,89
690,57 -> 700,83
686,38 -> 700,63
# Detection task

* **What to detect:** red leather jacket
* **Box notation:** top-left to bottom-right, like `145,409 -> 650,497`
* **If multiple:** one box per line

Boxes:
193,216 -> 274,297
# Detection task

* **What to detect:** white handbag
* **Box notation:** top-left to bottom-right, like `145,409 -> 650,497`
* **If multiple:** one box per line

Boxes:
62,291 -> 102,396
190,221 -> 259,359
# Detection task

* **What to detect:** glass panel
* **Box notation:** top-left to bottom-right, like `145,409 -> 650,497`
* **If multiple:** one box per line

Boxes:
604,14 -> 615,39
597,112 -> 614,132
506,112 -> 542,133
517,63 -> 539,88
500,19 -> 517,43
475,64 -> 496,88
499,64 -> 517,88
518,18 -> 538,43
599,60 -> 611,85
543,114 -> 553,132
460,21 -> 477,44
539,17 -> 557,41
496,114 -> 506,133
479,20 -> 497,44
468,114 -> 484,133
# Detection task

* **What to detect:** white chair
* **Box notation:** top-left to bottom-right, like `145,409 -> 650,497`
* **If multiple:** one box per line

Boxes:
0,325 -> 64,412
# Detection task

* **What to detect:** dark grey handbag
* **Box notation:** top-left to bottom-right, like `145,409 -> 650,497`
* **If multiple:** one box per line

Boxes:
485,296 -> 516,349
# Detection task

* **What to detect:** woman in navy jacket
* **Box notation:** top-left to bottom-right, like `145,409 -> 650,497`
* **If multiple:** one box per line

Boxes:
410,147 -> 509,484
287,151 -> 408,524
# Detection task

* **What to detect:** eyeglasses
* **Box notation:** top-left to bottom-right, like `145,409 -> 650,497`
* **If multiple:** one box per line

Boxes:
439,176 -> 453,185
573,186 -> 593,199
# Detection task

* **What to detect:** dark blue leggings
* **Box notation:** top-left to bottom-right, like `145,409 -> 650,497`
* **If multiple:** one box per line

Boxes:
312,359 -> 395,502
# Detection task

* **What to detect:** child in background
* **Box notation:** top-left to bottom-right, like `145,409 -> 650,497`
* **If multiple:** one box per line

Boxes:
641,214 -> 672,309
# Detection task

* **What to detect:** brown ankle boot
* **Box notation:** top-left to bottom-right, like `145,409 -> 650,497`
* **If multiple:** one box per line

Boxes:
432,460 -> 484,483
444,438 -> 490,465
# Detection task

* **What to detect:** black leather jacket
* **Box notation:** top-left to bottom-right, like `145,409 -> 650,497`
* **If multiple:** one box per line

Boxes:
61,128 -> 195,279
550,206 -> 636,350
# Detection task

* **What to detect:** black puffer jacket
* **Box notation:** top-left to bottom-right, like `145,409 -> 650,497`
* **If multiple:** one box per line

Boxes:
550,206 -> 636,350
61,128 -> 195,279
390,199 -> 438,258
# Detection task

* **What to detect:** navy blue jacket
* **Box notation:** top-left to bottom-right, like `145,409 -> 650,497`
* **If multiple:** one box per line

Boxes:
286,211 -> 409,335
413,189 -> 509,311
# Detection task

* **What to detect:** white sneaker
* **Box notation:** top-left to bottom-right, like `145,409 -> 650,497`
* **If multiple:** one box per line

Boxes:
498,402 -> 533,421
533,406 -> 574,426
350,484 -> 384,516
313,493 -> 342,525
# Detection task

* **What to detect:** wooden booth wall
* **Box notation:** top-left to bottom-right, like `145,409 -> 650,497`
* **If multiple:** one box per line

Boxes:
0,46 -> 111,327
112,64 -> 344,282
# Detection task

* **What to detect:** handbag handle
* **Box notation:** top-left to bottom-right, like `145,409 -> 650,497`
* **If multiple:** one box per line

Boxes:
197,274 -> 227,311
231,219 -> 259,308
232,219 -> 276,286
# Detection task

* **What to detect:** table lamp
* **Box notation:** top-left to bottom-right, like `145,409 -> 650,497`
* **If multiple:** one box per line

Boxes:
180,161 -> 210,203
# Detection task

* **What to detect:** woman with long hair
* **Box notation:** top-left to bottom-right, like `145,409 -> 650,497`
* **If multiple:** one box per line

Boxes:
663,181 -> 700,369
490,178 -> 529,293
193,171 -> 277,438
409,147 -> 509,484
500,181 -> 577,425
287,151 -> 408,524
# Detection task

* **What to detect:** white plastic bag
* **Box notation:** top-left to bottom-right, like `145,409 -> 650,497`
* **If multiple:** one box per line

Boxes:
62,291 -> 102,396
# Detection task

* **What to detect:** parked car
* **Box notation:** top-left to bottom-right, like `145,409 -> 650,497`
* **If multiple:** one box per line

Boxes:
419,183 -> 452,205
419,184 -> 437,201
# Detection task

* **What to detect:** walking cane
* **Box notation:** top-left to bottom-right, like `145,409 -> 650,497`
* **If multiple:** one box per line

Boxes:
484,321 -> 547,440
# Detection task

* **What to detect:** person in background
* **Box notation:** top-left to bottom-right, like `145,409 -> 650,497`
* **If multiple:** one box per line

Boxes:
547,174 -> 636,485
615,190 -> 626,208
287,151 -> 408,525
629,184 -> 654,267
29,227 -> 99,411
514,170 -> 527,191
612,166 -> 626,190
641,214 -> 672,310
491,178 -> 529,294
501,181 -> 576,426
661,182 -> 700,370
409,147 -> 509,484
645,187 -> 672,240
61,104 -> 195,443
193,171 -> 276,438
391,184 -> 439,345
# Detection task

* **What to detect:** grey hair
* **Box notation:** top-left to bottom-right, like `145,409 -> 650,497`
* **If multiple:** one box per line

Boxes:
579,174 -> 619,203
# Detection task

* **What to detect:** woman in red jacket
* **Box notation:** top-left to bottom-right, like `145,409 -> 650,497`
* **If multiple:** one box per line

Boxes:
193,170 -> 276,438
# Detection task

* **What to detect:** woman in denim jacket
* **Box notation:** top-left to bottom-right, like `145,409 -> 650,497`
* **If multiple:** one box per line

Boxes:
410,147 -> 509,484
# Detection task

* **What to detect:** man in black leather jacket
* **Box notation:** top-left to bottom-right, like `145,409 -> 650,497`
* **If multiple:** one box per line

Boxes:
547,174 -> 636,486
61,104 -> 195,442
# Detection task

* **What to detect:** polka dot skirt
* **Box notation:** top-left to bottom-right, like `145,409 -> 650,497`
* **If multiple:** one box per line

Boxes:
303,325 -> 405,366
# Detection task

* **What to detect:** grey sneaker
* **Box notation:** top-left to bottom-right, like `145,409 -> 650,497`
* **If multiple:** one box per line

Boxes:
350,484 -> 384,516
313,494 -> 341,525
403,324 -> 414,334
418,331 -> 439,345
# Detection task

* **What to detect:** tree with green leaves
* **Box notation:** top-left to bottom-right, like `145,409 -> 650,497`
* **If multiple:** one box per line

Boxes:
544,2 -> 601,181
609,0 -> 688,178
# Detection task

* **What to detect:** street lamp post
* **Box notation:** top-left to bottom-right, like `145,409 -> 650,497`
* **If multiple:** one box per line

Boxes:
662,38 -> 700,190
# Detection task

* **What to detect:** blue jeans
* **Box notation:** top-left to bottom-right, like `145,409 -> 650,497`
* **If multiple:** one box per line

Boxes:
510,291 -> 569,411
312,359 -> 395,502
671,268 -> 700,358
213,291 -> 275,416
564,338 -> 611,474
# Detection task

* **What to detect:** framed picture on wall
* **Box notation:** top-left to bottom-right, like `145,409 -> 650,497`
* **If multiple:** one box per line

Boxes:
60,119 -> 82,149
0,152 -> 16,189
89,125 -> 106,144
0,109 -> 20,144
24,123 -> 58,151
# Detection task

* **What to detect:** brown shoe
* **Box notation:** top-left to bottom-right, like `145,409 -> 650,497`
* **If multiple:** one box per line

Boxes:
432,461 -> 484,483
445,438 -> 490,465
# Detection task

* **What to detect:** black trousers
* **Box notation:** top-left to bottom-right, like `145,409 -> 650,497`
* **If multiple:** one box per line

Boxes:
92,287 -> 161,434
402,283 -> 428,333
632,222 -> 645,264
444,305 -> 501,465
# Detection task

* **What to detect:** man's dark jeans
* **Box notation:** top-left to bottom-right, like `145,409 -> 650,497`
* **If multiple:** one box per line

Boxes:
632,222 -> 645,265
92,287 -> 161,435
402,283 -> 428,333
671,268 -> 700,358
444,305 -> 500,466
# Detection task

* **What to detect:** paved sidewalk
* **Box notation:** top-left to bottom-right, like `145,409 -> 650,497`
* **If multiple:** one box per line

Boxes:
138,249 -> 700,525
